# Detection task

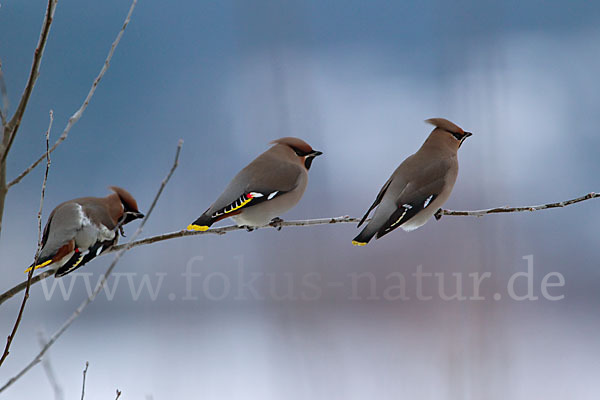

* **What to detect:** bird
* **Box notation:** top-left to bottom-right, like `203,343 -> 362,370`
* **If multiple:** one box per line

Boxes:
25,186 -> 144,277
352,118 -> 472,246
187,137 -> 322,231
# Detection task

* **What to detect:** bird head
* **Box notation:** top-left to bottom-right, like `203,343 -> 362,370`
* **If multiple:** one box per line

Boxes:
108,186 -> 145,225
270,137 -> 323,170
425,118 -> 473,149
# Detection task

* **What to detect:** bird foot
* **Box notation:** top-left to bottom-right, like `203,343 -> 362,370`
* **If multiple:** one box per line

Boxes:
434,208 -> 443,221
244,225 -> 255,232
269,217 -> 284,231
119,225 -> 126,237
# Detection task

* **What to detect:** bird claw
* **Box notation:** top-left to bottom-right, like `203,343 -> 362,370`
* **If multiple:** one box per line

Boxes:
119,225 -> 126,237
434,208 -> 443,221
244,226 -> 255,232
269,217 -> 284,231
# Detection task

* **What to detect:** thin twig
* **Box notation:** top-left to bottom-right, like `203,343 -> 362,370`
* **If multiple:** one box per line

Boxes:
115,389 -> 122,400
0,191 -> 598,307
111,216 -> 362,251
7,0 -> 138,188
107,191 -> 599,248
80,361 -> 89,400
37,330 -> 64,400
1,0 -> 57,163
0,271 -> 53,307
0,217 -> 357,306
434,192 -> 599,219
0,140 -> 182,394
0,60 -> 8,128
0,111 -> 52,367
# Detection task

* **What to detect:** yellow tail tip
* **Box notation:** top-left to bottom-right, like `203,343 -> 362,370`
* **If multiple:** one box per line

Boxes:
352,240 -> 367,247
187,224 -> 209,231
24,259 -> 52,273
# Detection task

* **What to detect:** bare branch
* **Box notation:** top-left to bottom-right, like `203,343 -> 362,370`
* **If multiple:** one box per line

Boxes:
1,191 -> 598,307
1,0 -> 57,162
80,361 -> 89,400
0,140 -> 181,393
112,216 -> 362,251
0,60 -> 8,128
110,191 -> 599,249
115,390 -> 122,400
0,271 -> 53,307
0,111 -> 52,367
434,192 -> 599,219
37,330 -> 64,400
7,0 -> 138,189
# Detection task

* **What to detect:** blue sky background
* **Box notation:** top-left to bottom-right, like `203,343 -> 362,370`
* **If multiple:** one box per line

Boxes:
1,0 -> 600,399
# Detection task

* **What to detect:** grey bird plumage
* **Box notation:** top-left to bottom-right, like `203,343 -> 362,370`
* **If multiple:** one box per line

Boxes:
27,187 -> 144,277
188,137 -> 322,230
352,118 -> 472,246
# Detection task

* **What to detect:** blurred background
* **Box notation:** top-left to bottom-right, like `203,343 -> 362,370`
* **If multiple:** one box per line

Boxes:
1,0 -> 599,398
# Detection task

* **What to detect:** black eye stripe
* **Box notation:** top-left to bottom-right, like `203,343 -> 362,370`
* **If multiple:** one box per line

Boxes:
294,148 -> 310,156
450,131 -> 464,140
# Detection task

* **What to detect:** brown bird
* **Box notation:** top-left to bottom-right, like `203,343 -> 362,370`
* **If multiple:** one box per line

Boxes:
25,187 -> 144,277
187,137 -> 322,230
352,118 -> 472,246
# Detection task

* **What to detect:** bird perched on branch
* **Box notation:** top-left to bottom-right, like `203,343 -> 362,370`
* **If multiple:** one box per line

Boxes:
187,137 -> 322,231
352,118 -> 472,246
25,187 -> 144,277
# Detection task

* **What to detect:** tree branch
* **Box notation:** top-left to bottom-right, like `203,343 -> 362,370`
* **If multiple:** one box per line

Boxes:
434,192 -> 599,219
0,60 -> 8,128
111,216 -> 362,250
0,140 -> 182,394
0,271 -> 53,307
0,111 -> 52,367
1,0 -> 57,163
0,191 -> 598,308
37,330 -> 64,400
7,0 -> 138,189
80,361 -> 89,400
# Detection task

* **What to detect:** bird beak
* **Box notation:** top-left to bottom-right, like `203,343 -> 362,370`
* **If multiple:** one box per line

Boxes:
463,132 -> 473,138
130,212 -> 145,219
310,150 -> 323,157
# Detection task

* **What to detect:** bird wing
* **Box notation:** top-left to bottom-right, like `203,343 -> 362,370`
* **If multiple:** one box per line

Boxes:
40,207 -> 58,249
207,159 -> 303,221
357,176 -> 393,228
376,158 -> 452,238
36,203 -> 85,261
30,202 -> 115,273
54,237 -> 117,277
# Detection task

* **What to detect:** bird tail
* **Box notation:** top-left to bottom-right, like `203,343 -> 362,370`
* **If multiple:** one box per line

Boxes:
352,225 -> 377,247
187,212 -> 214,231
24,258 -> 53,273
